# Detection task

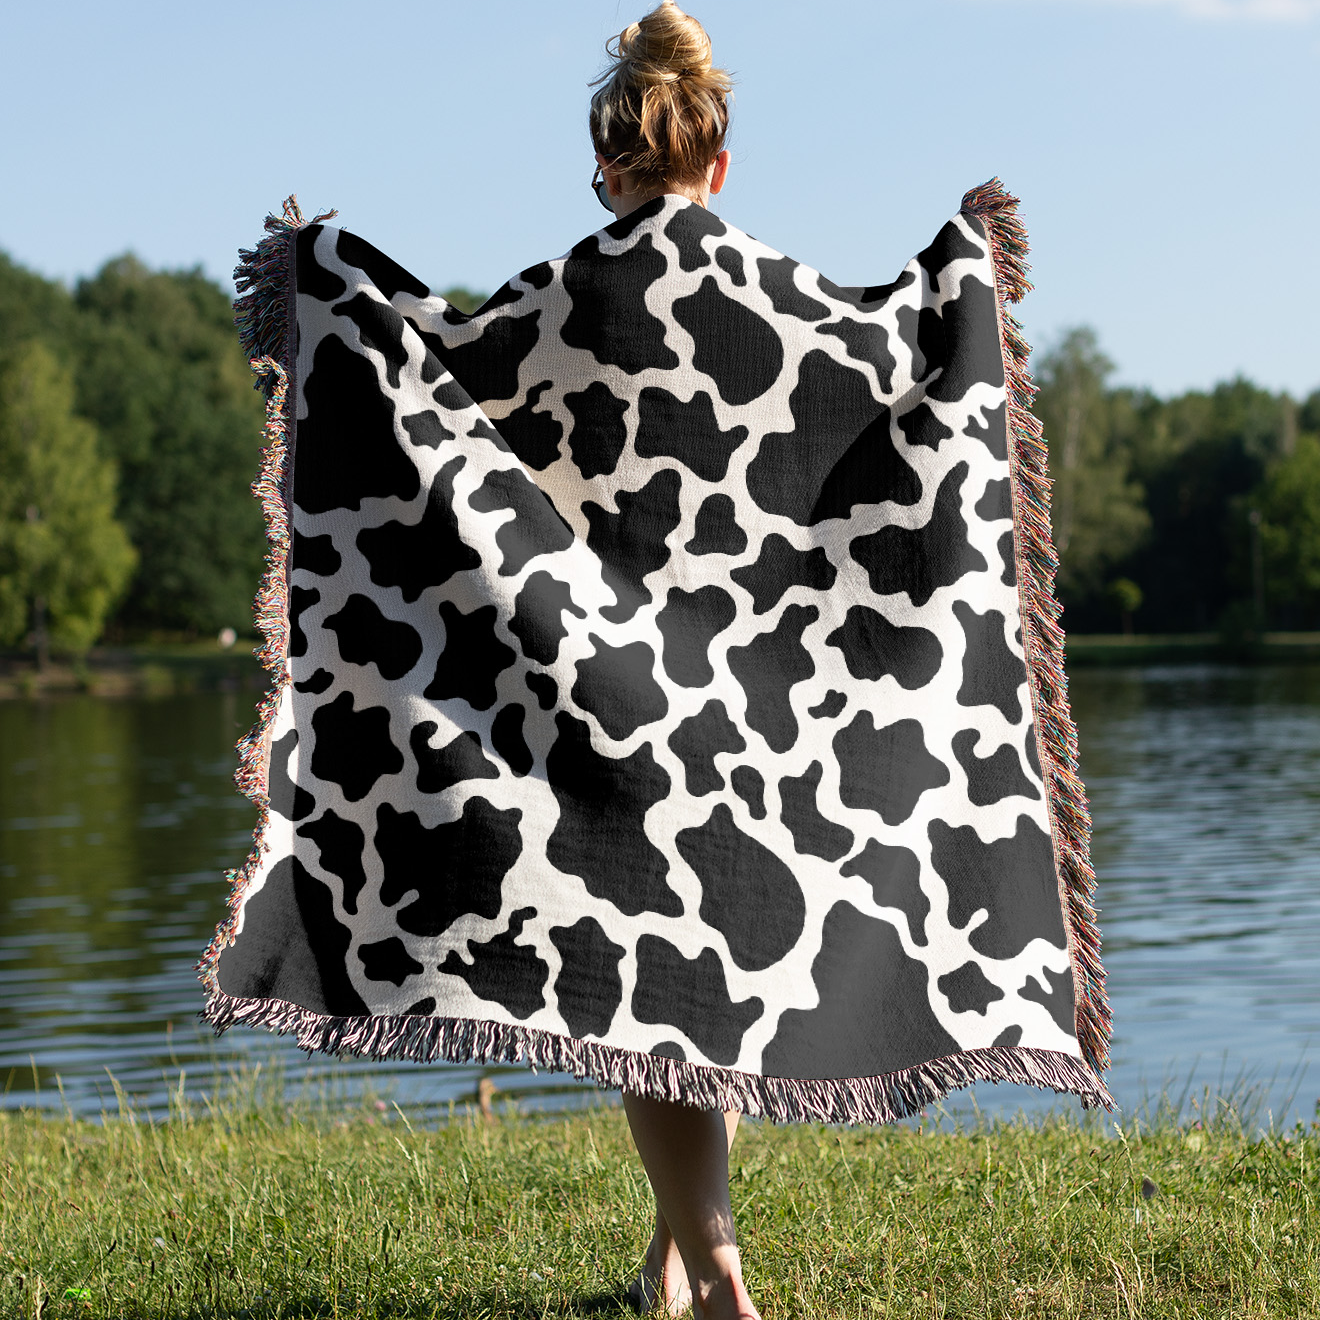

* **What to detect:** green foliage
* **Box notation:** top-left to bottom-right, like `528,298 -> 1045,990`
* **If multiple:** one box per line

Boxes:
436,285 -> 489,315
0,1089 -> 1316,1319
0,343 -> 136,656
1255,432 -> 1320,617
1033,329 -> 1150,603
72,256 -> 266,634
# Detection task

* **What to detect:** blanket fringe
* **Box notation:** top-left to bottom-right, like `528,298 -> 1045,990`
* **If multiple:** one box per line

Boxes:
195,196 -> 333,993
199,986 -> 1112,1125
961,178 -> 1112,1085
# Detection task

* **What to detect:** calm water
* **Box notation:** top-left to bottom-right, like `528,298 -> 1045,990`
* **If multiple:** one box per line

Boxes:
2,667 -> 1317,1127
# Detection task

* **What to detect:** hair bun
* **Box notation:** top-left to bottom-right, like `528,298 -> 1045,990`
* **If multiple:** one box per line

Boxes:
614,1 -> 714,81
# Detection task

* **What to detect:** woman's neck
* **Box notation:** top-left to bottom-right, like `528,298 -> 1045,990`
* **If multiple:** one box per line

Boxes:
609,181 -> 708,221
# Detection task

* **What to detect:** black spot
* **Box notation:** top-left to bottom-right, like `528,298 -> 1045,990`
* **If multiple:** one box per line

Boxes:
731,534 -> 836,614
825,605 -> 944,689
323,594 -> 423,681
545,714 -> 680,917
297,809 -> 368,915
850,462 -> 989,606
757,254 -> 829,321
808,690 -> 846,719
816,318 -> 896,392
664,202 -> 726,270
405,997 -> 437,1015
632,936 -> 763,1066
468,465 -> 575,577
561,233 -> 679,374
667,699 -> 746,795
508,570 -> 586,665
976,477 -> 1012,521
966,402 -> 1008,461
730,766 -> 766,819
841,840 -> 928,944
356,456 -> 480,603
635,386 -> 749,481
1024,723 -> 1042,778
998,530 -> 1017,586
584,469 -> 682,623
268,729 -> 315,822
294,336 -> 420,515
491,703 -> 533,777
437,310 -> 542,404
676,804 -> 807,972
550,917 -> 625,1038
927,275 -> 1004,403
526,672 -> 559,710
493,379 -> 562,470
430,373 -> 475,414
310,692 -> 404,802
673,276 -> 784,406
897,403 -> 954,451
292,533 -> 341,577
358,936 -> 424,986
294,667 -> 334,695
215,855 -> 369,1013
779,761 -> 854,862
521,261 -> 553,290
335,229 -> 430,299
953,601 -> 1024,723
295,226 -> 346,301
938,961 -> 1005,1016
377,797 -> 523,937
332,292 -> 408,388
571,635 -> 668,740
715,245 -> 746,285
951,729 -> 1041,806
930,815 -> 1066,959
1019,965 -> 1077,1037
411,723 -> 499,794
833,713 -> 949,826
565,381 -> 629,479
289,585 -> 319,659
650,1041 -> 687,1061
425,602 -> 515,712
916,218 -> 986,297
727,604 -> 817,754
761,901 -> 960,1080
895,304 -> 946,386
685,493 -> 748,556
655,585 -> 738,687
745,350 -> 897,526
993,1024 -> 1023,1048
826,267 -> 917,311
439,907 -> 547,1020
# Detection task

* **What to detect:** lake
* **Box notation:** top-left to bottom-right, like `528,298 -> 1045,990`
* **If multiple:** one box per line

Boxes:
2,665 -> 1317,1128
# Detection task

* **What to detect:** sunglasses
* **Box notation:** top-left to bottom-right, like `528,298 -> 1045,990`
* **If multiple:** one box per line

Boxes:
591,155 -> 622,212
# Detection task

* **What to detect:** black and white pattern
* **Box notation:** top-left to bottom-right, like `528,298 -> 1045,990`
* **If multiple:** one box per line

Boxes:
208,193 -> 1109,1119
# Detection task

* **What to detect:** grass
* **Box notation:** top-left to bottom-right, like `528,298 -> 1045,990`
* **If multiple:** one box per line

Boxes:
1,1070 -> 1317,1320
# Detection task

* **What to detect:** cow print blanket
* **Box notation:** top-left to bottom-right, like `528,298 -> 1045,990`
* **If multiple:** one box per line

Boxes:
198,181 -> 1112,1123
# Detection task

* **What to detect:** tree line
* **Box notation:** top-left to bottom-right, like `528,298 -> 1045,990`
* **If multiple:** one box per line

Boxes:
0,250 -> 1315,656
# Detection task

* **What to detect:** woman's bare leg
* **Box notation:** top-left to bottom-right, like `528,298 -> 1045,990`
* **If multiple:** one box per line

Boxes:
630,1111 -> 740,1314
623,1096 -> 759,1320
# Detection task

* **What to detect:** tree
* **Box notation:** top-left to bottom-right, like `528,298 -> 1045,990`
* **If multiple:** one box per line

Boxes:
1032,329 -> 1149,607
73,257 -> 267,634
1253,432 -> 1320,628
0,342 -> 136,657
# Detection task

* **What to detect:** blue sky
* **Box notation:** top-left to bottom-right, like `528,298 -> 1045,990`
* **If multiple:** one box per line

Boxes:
3,0 -> 1316,396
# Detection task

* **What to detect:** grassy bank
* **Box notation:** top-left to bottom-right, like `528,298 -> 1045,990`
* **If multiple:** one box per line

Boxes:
0,641 -> 264,700
1,1084 -> 1316,1320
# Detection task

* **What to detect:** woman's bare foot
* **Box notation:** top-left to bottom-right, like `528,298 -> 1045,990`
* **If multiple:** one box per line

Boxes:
626,1244 -> 692,1314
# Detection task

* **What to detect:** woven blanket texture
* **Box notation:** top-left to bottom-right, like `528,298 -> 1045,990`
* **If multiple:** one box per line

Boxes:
198,182 -> 1112,1124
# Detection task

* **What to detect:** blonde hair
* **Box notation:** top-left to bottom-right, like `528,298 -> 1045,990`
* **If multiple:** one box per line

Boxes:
589,2 -> 733,192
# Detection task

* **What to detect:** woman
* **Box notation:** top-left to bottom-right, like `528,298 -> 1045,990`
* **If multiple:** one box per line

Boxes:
204,6 -> 1109,1320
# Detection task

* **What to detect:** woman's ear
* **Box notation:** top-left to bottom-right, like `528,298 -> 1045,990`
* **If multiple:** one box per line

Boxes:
708,149 -> 731,196
596,151 -> 626,198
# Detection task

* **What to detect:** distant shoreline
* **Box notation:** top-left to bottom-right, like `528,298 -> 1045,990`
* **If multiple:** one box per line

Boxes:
3,632 -> 1320,700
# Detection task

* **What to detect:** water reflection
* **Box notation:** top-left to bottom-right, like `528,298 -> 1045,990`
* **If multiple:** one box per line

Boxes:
1,669 -> 1317,1126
